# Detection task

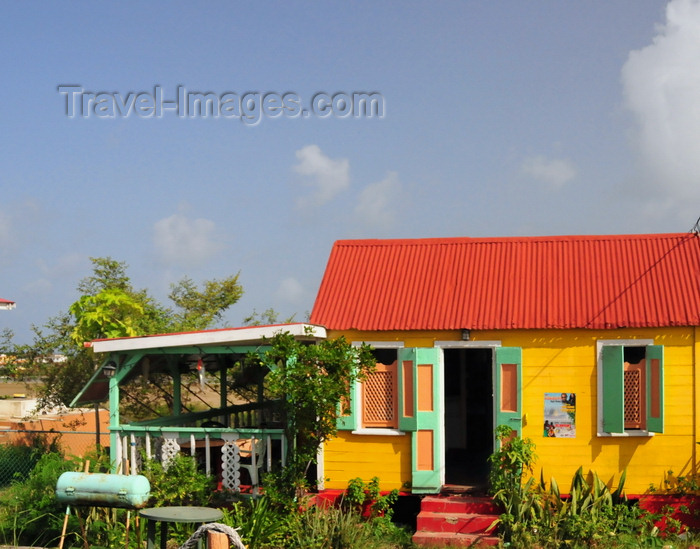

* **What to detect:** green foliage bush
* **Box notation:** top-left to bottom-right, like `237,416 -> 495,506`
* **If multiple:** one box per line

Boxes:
486,424 -> 691,548
141,453 -> 216,507
0,431 -> 62,487
0,452 -> 78,547
344,477 -> 400,519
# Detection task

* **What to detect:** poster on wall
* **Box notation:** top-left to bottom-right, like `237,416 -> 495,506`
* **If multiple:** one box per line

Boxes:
543,393 -> 576,438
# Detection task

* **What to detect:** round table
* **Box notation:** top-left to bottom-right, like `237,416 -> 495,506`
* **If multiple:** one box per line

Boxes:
140,506 -> 224,549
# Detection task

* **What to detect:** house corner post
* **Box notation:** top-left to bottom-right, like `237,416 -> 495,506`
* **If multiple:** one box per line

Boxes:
694,327 -> 700,475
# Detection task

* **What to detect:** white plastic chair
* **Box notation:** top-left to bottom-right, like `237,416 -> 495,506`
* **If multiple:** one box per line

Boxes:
238,437 -> 266,490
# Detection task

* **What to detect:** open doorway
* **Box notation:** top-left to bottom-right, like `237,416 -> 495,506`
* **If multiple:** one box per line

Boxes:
443,348 -> 493,488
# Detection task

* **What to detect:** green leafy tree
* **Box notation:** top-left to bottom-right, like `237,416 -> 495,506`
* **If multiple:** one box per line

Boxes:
242,307 -> 297,326
13,257 -> 243,410
169,275 -> 244,331
258,331 -> 375,502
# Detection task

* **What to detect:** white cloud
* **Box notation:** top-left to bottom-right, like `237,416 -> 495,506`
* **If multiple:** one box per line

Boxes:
293,144 -> 350,208
521,156 -> 576,188
275,277 -> 305,304
153,213 -> 223,267
354,171 -> 401,231
622,0 -> 700,203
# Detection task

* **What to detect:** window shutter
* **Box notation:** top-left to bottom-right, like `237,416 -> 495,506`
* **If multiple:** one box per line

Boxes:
397,348 -> 417,431
494,347 -> 522,437
337,378 -> 358,430
601,345 -> 624,434
646,345 -> 664,433
362,361 -> 398,428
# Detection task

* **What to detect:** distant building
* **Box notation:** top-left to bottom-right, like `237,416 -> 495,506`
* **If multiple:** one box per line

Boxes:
0,298 -> 15,311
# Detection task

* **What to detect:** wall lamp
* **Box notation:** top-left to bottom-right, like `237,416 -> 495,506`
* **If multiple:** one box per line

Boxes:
102,361 -> 117,378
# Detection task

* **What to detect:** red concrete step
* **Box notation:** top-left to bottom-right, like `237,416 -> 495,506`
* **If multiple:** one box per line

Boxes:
416,511 -> 498,534
413,530 -> 500,547
420,495 -> 502,515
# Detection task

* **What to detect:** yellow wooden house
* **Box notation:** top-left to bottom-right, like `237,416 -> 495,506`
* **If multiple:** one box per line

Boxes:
309,233 -> 700,495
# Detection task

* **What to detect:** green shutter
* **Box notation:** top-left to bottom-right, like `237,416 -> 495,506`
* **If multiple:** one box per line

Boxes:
337,379 -> 359,430
409,347 -> 441,494
494,347 -> 522,438
601,345 -> 624,434
397,348 -> 417,432
646,345 -> 664,433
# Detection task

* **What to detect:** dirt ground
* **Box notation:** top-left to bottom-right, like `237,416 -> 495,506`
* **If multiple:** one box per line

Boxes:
0,380 -> 36,397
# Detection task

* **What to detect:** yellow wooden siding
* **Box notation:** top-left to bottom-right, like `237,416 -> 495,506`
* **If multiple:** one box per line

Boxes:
324,327 -> 696,494
476,327 -> 696,494
323,431 -> 411,491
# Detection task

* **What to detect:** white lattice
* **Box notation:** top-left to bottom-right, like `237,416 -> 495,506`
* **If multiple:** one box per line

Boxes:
221,433 -> 241,491
161,433 -> 181,470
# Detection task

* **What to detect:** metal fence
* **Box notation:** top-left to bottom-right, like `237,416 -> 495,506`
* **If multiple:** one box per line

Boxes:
0,429 -> 107,487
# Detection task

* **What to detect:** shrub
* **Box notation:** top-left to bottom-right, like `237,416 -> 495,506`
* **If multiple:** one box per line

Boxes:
0,452 -> 79,547
141,453 -> 215,507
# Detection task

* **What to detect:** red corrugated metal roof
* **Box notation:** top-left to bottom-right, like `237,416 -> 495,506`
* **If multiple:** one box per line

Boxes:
309,233 -> 700,331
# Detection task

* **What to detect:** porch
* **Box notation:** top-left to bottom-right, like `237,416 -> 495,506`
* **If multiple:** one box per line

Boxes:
70,323 -> 327,493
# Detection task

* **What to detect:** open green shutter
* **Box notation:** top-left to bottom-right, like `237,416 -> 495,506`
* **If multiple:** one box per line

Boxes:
601,345 -> 624,434
397,348 -> 417,432
337,379 -> 359,430
494,347 -> 522,437
646,345 -> 664,433
408,347 -> 441,494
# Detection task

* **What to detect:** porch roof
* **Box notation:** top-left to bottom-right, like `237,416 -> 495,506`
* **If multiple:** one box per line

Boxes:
71,323 -> 326,407
87,323 -> 326,353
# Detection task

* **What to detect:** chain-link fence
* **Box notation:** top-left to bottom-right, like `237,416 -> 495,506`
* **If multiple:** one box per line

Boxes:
0,429 -> 109,487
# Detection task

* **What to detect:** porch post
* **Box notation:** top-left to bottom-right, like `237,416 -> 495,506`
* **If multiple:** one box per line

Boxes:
109,375 -> 120,472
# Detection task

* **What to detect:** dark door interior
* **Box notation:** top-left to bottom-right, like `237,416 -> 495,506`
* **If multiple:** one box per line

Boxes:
443,348 -> 493,488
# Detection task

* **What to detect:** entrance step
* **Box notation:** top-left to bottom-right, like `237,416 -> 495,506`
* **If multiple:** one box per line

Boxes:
413,495 -> 501,547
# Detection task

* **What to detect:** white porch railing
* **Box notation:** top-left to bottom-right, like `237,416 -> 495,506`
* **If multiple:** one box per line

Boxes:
111,426 -> 286,494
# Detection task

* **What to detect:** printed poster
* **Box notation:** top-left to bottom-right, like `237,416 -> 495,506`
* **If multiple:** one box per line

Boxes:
543,393 -> 576,438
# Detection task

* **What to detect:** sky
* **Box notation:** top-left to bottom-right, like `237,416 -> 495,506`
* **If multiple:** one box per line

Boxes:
1,1 -> 700,343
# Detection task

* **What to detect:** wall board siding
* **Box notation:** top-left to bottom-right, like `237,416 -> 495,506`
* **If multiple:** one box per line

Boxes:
477,327 -> 696,494
324,327 -> 696,494
323,431 -> 411,490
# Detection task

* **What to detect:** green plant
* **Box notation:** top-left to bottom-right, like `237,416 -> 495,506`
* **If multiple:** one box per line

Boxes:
141,453 -> 215,507
488,424 -> 537,497
256,332 -> 375,503
0,452 -> 79,547
223,496 -> 289,549
487,425 -> 539,543
344,477 -> 399,519
0,430 -> 63,486
285,504 -> 386,549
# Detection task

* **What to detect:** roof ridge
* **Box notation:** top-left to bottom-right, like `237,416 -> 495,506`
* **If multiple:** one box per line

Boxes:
334,233 -> 694,247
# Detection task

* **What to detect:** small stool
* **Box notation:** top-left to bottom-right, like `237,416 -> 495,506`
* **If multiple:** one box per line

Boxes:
140,506 -> 224,549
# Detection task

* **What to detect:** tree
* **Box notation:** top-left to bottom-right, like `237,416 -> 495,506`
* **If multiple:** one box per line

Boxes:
257,331 -> 375,502
15,257 -> 244,410
168,275 -> 244,331
242,307 -> 297,327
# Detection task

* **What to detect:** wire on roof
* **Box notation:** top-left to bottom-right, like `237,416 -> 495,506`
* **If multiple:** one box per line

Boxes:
690,216 -> 700,234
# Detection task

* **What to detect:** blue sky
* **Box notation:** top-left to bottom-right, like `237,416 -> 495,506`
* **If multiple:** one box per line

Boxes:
2,1 -> 699,343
